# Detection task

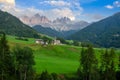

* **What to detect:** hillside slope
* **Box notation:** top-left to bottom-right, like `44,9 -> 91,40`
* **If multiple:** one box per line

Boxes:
33,25 -> 77,38
0,10 -> 39,38
69,12 -> 120,48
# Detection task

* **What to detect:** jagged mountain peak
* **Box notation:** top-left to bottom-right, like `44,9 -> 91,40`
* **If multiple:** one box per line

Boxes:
34,13 -> 48,19
20,14 -> 89,31
20,14 -> 51,26
34,13 -> 40,17
53,17 -> 71,23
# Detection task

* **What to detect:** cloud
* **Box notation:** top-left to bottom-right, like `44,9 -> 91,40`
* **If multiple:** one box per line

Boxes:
105,1 -> 120,9
0,0 -> 82,21
105,5 -> 114,9
79,0 -> 96,3
0,5 -> 75,21
0,0 -> 15,6
113,1 -> 120,7
25,0 -> 82,21
91,14 -> 104,20
40,0 -> 70,7
78,13 -> 105,22
46,8 -> 75,20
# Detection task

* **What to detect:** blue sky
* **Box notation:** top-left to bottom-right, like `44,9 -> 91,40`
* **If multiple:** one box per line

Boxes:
0,0 -> 120,22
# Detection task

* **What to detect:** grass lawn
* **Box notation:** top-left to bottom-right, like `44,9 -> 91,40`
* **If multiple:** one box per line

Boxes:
6,35 -> 120,74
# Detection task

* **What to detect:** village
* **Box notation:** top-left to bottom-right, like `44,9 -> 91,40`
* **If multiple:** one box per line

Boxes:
35,38 -> 61,45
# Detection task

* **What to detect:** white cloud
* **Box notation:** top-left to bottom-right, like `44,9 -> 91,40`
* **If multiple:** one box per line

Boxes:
0,5 -> 75,21
40,0 -> 70,7
0,5 -> 44,18
78,13 -> 105,22
114,1 -> 120,7
0,0 -> 83,21
105,1 -> 120,9
39,0 -> 83,20
105,5 -> 114,9
79,0 -> 96,3
47,8 -> 75,20
0,0 -> 15,6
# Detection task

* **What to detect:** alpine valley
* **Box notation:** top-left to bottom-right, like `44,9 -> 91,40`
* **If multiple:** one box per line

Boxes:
20,13 -> 89,38
0,0 -> 120,80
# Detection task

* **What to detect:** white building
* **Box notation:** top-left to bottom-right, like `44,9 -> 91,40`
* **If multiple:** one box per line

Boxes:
52,39 -> 61,45
35,39 -> 44,44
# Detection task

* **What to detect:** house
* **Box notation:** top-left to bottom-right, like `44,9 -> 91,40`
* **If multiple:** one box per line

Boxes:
35,38 -> 61,45
52,39 -> 61,45
35,39 -> 44,44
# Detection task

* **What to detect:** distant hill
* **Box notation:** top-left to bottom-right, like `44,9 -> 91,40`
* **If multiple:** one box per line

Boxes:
33,25 -> 63,37
0,10 -> 39,38
33,25 -> 78,38
68,12 -> 120,48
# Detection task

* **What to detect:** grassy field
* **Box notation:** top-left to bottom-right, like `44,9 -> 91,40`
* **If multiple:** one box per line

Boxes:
6,35 -> 120,74
7,35 -> 81,74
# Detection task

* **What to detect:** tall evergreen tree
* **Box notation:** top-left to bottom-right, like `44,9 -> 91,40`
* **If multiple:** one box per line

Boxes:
100,48 -> 116,80
116,55 -> 120,80
38,71 -> 52,80
79,46 -> 99,80
0,32 -> 13,80
13,46 -> 35,80
77,47 -> 84,80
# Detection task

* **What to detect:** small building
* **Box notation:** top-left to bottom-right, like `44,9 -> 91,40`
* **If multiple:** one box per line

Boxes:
35,39 -> 44,44
52,39 -> 61,45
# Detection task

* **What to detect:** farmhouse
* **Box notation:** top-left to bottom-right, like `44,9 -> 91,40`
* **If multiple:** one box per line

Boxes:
35,38 -> 61,45
52,39 -> 61,45
35,39 -> 44,44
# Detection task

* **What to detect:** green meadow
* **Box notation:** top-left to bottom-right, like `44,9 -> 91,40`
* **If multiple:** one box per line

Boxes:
6,35 -> 120,74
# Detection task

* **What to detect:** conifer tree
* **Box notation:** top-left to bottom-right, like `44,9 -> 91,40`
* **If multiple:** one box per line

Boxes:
13,46 -> 35,80
0,32 -> 13,80
101,48 -> 116,80
79,46 -> 99,80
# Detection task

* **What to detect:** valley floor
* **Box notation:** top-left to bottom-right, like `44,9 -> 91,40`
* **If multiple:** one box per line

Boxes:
7,35 -> 120,74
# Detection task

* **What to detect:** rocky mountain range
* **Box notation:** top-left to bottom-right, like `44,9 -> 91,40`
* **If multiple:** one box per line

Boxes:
20,13 -> 89,31
20,14 -> 50,25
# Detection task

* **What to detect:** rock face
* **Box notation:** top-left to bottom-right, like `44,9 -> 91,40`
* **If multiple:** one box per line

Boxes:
20,13 -> 89,31
53,17 -> 71,24
20,13 -> 50,26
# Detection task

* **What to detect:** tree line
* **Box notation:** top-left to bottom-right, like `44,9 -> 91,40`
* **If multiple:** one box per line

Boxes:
0,33 -> 65,80
77,46 -> 120,80
0,32 -> 35,80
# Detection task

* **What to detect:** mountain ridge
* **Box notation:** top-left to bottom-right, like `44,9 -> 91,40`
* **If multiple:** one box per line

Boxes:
0,10 -> 39,38
33,25 -> 78,38
68,12 -> 120,48
20,13 -> 89,31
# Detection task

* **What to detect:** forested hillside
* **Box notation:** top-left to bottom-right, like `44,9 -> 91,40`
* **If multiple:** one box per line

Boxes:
69,12 -> 120,48
0,10 -> 39,38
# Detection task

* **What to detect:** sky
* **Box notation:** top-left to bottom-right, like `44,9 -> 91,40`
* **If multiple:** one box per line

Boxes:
0,0 -> 120,22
